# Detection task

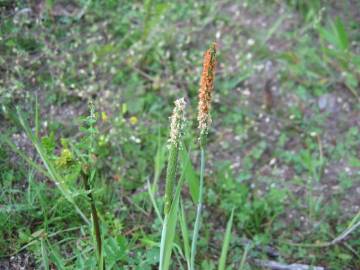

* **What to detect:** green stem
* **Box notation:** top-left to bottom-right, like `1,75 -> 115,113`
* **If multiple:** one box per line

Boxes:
164,143 -> 179,214
159,215 -> 169,270
238,244 -> 250,270
190,147 -> 205,270
82,171 -> 103,270
159,142 -> 180,270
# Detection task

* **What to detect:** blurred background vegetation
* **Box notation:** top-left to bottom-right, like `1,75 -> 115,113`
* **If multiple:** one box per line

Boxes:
0,0 -> 359,269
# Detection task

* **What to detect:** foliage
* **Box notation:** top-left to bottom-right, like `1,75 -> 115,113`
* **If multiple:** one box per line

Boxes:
0,0 -> 359,269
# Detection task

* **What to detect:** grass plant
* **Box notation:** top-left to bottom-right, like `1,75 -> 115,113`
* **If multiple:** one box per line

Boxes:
1,1 -> 360,268
190,43 -> 217,270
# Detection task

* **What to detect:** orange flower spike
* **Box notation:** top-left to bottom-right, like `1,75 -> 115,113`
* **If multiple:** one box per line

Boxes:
198,43 -> 217,145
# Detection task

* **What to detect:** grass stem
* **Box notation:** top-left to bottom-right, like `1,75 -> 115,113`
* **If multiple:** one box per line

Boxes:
190,147 -> 205,270
82,171 -> 103,270
159,215 -> 169,270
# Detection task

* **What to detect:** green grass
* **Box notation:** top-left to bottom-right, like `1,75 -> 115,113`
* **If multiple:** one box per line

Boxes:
1,0 -> 360,269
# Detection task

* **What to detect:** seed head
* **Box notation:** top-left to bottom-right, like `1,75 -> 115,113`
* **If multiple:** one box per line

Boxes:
168,98 -> 186,147
198,43 -> 217,135
164,97 -> 186,214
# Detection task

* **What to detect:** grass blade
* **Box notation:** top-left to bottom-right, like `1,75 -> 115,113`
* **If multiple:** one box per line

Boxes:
179,200 -> 191,269
218,208 -> 235,270
47,240 -> 66,270
41,238 -> 49,270
159,176 -> 184,270
147,177 -> 163,223
153,137 -> 166,192
2,135 -> 51,178
180,145 -> 199,203
35,95 -> 39,138
148,136 -> 166,223
334,17 -> 349,51
238,244 -> 250,270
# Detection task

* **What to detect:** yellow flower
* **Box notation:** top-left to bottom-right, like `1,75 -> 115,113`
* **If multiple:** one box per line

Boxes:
129,116 -> 138,125
101,111 -> 108,122
56,148 -> 73,167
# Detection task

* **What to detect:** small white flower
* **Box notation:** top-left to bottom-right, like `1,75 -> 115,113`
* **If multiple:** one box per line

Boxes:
269,158 -> 276,166
247,38 -> 255,46
255,64 -> 264,71
246,53 -> 253,60
243,88 -> 251,96
130,136 -> 141,144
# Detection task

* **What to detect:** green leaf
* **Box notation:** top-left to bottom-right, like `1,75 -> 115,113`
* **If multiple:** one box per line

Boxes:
334,17 -> 349,51
218,209 -> 235,270
318,26 -> 337,49
159,176 -> 184,270
153,138 -> 167,192
349,157 -> 360,168
180,145 -> 199,203
179,200 -> 191,269
41,238 -> 49,270
263,14 -> 286,43
47,241 -> 66,270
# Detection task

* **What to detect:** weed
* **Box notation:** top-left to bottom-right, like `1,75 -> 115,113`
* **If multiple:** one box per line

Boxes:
1,1 -> 360,269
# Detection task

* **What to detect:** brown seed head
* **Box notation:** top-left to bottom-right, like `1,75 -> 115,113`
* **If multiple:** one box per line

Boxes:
198,43 -> 217,134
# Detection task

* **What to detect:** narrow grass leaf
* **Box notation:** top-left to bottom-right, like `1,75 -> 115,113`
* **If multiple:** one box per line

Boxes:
263,14 -> 286,43
179,200 -> 191,269
334,17 -> 349,51
147,177 -> 163,223
35,95 -> 39,138
2,135 -> 51,178
180,146 -> 199,203
238,244 -> 250,270
41,238 -> 49,270
47,241 -> 66,270
153,138 -> 166,192
159,176 -> 184,270
47,242 -> 66,270
218,208 -> 235,270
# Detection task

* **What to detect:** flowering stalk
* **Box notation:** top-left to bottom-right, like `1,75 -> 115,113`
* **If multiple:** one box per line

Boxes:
159,98 -> 186,270
81,168 -> 103,270
164,98 -> 186,214
191,43 -> 217,270
83,103 -> 104,270
197,43 -> 217,148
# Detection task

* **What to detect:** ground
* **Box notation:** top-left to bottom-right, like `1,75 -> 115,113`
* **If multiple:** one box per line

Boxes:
0,0 -> 359,269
